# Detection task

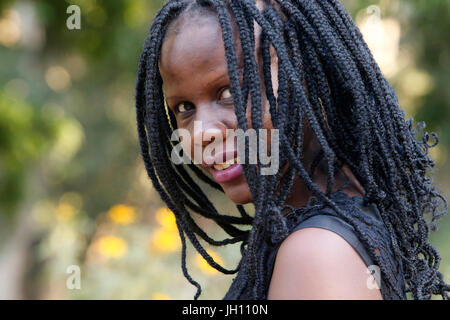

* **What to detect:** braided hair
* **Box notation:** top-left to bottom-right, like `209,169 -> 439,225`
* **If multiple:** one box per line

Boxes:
135,0 -> 449,299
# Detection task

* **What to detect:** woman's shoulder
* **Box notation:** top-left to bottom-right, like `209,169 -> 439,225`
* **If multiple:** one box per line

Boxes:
287,213 -> 376,267
265,192 -> 392,299
266,219 -> 383,299
275,191 -> 384,269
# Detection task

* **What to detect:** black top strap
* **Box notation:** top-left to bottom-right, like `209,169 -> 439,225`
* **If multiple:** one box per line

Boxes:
265,208 -> 383,294
289,214 -> 374,268
225,192 -> 405,300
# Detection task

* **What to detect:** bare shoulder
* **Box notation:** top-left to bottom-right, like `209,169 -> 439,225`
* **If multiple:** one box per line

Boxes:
267,227 -> 382,300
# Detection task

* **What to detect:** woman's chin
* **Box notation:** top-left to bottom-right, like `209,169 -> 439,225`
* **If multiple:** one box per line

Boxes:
222,182 -> 253,205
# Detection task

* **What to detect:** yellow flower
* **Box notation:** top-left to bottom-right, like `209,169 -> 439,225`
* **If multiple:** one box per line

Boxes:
195,250 -> 224,275
55,202 -> 76,221
155,207 -> 177,231
149,228 -> 180,253
108,204 -> 137,225
151,292 -> 171,300
96,235 -> 128,259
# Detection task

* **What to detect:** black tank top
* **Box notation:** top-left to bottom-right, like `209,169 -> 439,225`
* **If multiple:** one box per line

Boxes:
224,191 -> 406,300
265,197 -> 383,291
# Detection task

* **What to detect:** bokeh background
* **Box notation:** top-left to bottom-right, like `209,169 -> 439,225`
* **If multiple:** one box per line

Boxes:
0,0 -> 449,300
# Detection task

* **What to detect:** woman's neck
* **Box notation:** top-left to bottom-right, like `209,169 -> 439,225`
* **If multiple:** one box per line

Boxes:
283,163 -> 365,209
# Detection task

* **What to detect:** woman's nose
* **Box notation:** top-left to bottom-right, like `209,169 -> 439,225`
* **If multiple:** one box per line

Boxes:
191,120 -> 227,166
192,103 -> 228,147
193,120 -> 226,147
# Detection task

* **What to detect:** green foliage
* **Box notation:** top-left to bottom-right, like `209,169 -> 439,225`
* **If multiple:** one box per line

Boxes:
409,0 -> 450,147
0,93 -> 56,215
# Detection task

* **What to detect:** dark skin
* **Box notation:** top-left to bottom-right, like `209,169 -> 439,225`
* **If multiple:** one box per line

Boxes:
159,12 -> 382,300
161,14 -> 253,204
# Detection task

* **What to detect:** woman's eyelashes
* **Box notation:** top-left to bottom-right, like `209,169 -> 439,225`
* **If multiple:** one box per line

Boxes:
175,102 -> 195,114
219,87 -> 233,103
172,87 -> 234,116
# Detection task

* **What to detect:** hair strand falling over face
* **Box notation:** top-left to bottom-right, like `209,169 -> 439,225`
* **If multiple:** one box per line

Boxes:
136,0 -> 449,300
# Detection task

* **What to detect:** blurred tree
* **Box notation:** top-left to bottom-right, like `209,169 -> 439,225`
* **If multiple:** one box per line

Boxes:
0,93 -> 56,216
408,0 -> 450,148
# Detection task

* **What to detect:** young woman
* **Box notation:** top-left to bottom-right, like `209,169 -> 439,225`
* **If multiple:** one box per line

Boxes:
135,0 -> 449,300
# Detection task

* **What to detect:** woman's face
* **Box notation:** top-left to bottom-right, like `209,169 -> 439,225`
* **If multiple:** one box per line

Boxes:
159,13 -> 275,204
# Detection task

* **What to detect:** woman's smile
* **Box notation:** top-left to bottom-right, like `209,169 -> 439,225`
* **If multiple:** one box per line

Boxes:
201,148 -> 244,183
210,153 -> 242,184
212,163 -> 243,184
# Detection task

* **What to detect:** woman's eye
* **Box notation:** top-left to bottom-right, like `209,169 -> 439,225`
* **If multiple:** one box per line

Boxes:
219,88 -> 233,101
176,103 -> 194,114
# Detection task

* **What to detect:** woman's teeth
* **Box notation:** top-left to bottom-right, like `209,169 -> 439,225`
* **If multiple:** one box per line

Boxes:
213,157 -> 239,171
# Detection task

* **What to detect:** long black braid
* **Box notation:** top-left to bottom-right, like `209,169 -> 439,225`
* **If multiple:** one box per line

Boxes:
135,0 -> 449,299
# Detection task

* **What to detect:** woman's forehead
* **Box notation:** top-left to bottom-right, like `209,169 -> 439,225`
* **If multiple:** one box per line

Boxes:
166,7 -> 219,38
160,21 -> 225,74
160,14 -> 244,75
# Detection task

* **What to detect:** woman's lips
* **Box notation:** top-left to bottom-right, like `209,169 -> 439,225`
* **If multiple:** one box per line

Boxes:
211,163 -> 243,184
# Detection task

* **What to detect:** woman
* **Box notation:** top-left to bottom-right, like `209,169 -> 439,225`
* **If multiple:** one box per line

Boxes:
135,0 -> 449,300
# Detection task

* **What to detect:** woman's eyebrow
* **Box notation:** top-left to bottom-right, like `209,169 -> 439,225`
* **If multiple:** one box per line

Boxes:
165,60 -> 248,102
208,64 -> 244,85
208,73 -> 229,85
166,72 -> 231,102
166,95 -> 185,101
